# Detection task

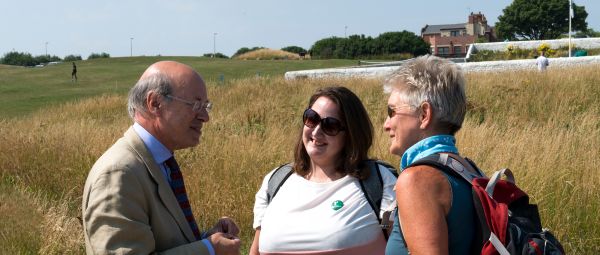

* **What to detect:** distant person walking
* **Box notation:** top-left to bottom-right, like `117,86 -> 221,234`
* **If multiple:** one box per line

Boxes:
71,62 -> 78,82
536,52 -> 549,71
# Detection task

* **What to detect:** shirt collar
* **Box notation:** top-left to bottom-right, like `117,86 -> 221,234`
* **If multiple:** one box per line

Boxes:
400,135 -> 459,170
133,122 -> 172,165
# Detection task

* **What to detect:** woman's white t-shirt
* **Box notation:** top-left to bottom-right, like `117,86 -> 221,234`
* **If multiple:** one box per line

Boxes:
253,164 -> 397,255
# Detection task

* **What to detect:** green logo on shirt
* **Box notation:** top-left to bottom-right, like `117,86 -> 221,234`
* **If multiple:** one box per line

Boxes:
331,200 -> 344,210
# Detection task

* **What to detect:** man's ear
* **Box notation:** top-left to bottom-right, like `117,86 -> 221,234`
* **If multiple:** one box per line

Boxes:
146,91 -> 162,116
419,102 -> 433,130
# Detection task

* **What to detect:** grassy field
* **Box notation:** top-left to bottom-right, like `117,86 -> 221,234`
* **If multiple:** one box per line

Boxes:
0,58 -> 599,254
0,57 -> 356,119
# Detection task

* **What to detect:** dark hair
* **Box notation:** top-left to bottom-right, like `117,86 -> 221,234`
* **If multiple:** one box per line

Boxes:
293,86 -> 374,180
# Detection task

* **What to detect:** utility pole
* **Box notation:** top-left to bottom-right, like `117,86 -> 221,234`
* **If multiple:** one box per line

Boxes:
213,33 -> 217,58
130,37 -> 134,57
568,0 -> 572,57
345,26 -> 348,37
45,42 -> 48,56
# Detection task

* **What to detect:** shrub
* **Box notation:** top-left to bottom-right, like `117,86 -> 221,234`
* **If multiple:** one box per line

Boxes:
35,55 -> 61,64
87,52 -> 110,60
1,51 -> 38,66
202,53 -> 229,58
233,47 -> 265,57
310,31 -> 429,59
537,43 -> 551,53
64,55 -> 82,62
233,48 -> 301,60
281,46 -> 307,55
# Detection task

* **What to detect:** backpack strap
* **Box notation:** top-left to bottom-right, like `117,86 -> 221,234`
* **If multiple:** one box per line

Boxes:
266,163 -> 294,204
359,160 -> 398,240
409,153 -> 485,183
265,160 -> 398,240
408,153 -> 487,254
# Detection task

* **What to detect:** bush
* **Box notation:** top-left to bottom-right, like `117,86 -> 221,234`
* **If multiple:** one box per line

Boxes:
35,55 -> 61,64
1,51 -> 36,66
202,53 -> 229,58
281,46 -> 307,55
468,44 -> 600,62
87,52 -> 110,60
233,48 -> 301,60
64,55 -> 82,61
310,31 -> 429,59
537,43 -> 551,54
233,47 -> 265,57
310,37 -> 342,59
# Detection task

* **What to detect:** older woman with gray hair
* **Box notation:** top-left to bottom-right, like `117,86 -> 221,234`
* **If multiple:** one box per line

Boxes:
383,55 -> 477,254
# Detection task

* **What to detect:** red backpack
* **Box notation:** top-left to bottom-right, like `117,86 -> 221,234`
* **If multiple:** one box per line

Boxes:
411,153 -> 565,255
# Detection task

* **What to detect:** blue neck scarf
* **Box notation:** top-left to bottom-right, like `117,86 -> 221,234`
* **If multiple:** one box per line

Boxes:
400,135 -> 459,170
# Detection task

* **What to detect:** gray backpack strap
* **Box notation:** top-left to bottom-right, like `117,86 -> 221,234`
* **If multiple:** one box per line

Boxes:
359,160 -> 398,240
359,160 -> 384,221
410,153 -> 485,183
266,163 -> 294,204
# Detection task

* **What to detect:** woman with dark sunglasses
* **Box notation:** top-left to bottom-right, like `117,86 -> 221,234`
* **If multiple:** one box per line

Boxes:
250,86 -> 397,255
383,55 -> 476,255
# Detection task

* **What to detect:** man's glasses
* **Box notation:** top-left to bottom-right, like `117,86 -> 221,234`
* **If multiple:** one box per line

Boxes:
303,108 -> 345,136
387,105 -> 415,118
166,95 -> 212,113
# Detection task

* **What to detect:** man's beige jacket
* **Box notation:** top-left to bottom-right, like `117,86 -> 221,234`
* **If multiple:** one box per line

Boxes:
82,127 -> 210,254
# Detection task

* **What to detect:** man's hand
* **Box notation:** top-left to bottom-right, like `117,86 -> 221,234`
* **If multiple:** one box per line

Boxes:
207,217 -> 240,238
208,232 -> 241,255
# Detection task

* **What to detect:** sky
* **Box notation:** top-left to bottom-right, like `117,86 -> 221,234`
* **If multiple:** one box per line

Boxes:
1,0 -> 599,58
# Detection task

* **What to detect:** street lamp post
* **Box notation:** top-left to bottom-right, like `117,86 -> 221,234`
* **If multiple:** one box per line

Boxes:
213,33 -> 217,58
45,42 -> 48,56
568,0 -> 572,57
130,37 -> 134,57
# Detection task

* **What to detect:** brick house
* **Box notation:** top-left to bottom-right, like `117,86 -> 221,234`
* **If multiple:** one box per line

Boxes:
421,12 -> 496,58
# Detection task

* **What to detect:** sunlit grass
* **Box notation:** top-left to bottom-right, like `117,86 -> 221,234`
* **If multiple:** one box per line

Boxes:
1,65 -> 599,253
233,48 -> 303,60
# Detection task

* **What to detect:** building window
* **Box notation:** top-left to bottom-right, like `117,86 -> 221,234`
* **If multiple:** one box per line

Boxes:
438,47 -> 449,55
454,46 -> 462,54
450,30 -> 459,36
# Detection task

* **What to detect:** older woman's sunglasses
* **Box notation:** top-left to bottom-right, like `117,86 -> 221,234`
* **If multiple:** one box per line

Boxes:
303,108 -> 345,136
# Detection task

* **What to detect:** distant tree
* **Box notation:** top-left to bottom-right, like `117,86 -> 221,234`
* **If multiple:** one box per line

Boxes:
281,46 -> 307,54
496,0 -> 588,40
371,31 -> 430,56
88,52 -> 110,60
475,36 -> 489,43
35,55 -> 61,64
64,55 -> 83,61
1,51 -> 37,66
311,32 -> 428,59
203,52 -> 229,58
310,37 -> 343,59
574,28 -> 600,38
233,47 -> 265,57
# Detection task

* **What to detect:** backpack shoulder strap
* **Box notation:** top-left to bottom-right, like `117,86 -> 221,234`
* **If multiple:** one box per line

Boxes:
359,160 -> 398,240
266,163 -> 294,204
408,153 -> 488,253
409,153 -> 485,183
359,160 -> 385,222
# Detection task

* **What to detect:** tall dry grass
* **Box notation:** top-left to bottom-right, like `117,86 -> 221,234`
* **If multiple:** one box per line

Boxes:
234,48 -> 303,60
0,66 -> 599,253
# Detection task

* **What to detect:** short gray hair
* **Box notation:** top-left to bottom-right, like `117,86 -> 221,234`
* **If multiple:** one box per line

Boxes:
383,55 -> 466,134
127,73 -> 173,119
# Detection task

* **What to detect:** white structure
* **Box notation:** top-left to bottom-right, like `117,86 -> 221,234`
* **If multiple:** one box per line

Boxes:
467,37 -> 600,57
285,38 -> 600,80
284,56 -> 600,80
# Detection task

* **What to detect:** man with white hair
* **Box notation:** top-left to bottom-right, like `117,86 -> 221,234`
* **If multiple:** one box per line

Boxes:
82,61 -> 241,255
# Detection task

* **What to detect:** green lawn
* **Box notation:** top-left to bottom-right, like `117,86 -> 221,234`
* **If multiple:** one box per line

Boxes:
0,57 -> 356,119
